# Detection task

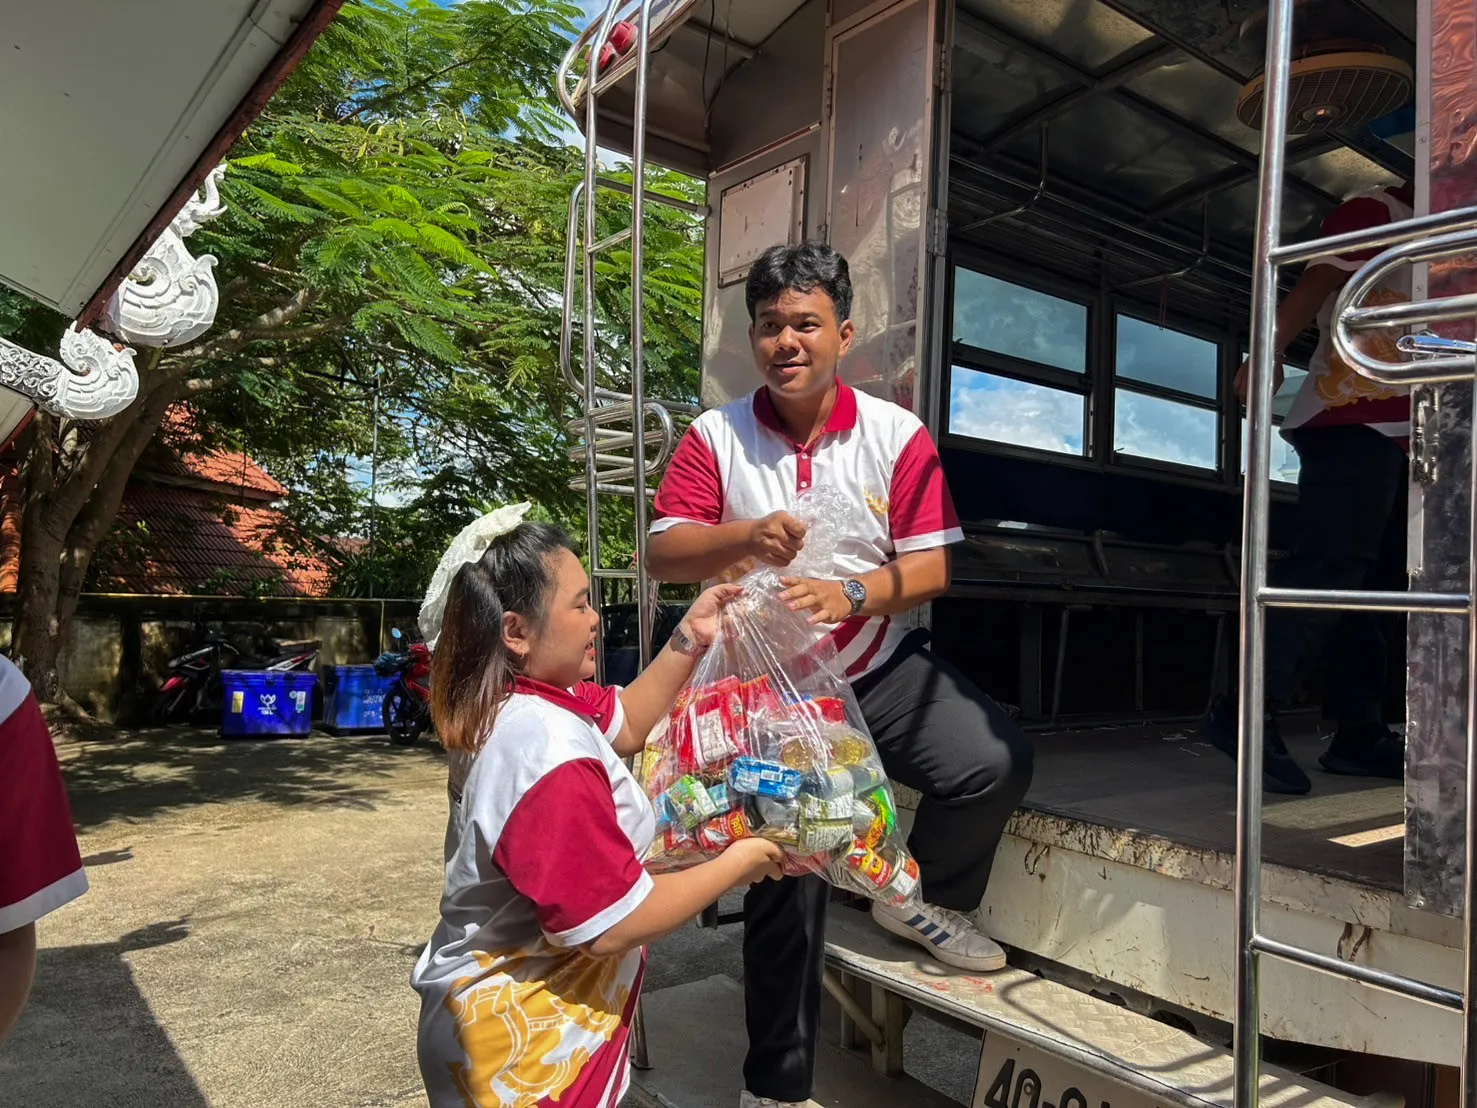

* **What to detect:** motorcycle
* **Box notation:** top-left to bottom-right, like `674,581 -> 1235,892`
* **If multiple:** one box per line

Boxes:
153,615 -> 321,725
375,627 -> 432,746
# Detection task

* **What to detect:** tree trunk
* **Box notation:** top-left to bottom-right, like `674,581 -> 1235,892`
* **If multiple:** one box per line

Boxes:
12,416 -> 65,700
10,373 -> 175,706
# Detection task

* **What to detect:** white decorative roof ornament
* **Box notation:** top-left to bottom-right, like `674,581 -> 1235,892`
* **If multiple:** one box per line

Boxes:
55,325 -> 139,419
0,328 -> 137,421
102,164 -> 228,349
0,164 -> 225,421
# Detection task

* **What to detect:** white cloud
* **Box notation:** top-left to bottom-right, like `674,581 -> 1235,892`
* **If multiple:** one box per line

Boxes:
948,371 -> 1083,455
347,456 -> 420,509
1112,390 -> 1217,469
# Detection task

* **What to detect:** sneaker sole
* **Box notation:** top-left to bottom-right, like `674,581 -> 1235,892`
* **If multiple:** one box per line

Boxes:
1265,770 -> 1313,796
870,908 -> 1007,973
1319,754 -> 1402,780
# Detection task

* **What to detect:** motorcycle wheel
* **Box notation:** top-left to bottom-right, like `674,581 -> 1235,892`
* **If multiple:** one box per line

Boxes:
152,683 -> 192,726
384,687 -> 419,746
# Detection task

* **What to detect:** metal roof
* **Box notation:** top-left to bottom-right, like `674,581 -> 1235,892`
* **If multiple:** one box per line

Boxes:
948,0 -> 1413,315
0,0 -> 342,319
576,0 -> 1416,317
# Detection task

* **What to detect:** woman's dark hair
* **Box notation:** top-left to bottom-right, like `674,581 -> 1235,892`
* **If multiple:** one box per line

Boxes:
431,521 -> 577,753
745,242 -> 853,324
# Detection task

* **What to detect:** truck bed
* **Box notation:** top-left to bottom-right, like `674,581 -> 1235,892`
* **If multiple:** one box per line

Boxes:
1019,719 -> 1403,892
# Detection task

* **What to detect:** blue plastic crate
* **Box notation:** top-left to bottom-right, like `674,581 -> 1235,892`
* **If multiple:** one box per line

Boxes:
221,670 -> 317,737
322,664 -> 395,733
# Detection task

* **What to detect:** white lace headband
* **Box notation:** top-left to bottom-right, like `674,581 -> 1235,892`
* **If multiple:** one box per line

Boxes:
418,502 -> 532,647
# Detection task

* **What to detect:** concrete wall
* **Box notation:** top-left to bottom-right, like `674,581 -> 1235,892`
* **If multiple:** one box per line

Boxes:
0,595 -> 422,723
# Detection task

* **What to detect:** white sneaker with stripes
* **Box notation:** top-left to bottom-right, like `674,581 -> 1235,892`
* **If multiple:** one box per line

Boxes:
869,899 -> 1007,972
739,1093 -> 814,1108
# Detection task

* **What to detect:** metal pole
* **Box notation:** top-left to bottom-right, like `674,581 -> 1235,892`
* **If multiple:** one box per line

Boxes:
582,3 -> 618,681
1233,0 -> 1296,1101
1463,366 -> 1477,1102
628,5 -> 657,1069
368,376 -> 379,601
632,0 -> 655,670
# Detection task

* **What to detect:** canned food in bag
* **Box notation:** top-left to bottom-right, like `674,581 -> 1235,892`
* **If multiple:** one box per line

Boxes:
804,765 -> 853,799
880,851 -> 920,906
797,794 -> 854,853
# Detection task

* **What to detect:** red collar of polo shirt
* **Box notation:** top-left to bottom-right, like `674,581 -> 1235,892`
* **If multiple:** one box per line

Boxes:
512,676 -> 597,722
752,380 -> 858,448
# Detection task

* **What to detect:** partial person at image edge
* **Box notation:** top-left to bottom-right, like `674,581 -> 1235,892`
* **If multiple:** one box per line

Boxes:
1206,183 -> 1415,795
0,654 -> 88,1042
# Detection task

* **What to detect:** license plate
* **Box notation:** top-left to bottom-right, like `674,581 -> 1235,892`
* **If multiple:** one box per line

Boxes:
973,1036 -> 1160,1108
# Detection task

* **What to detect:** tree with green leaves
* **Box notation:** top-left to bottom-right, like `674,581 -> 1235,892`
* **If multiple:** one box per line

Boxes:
1,0 -> 704,703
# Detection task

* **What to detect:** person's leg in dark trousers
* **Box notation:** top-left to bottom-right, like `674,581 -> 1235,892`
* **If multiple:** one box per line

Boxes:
742,874 -> 828,1103
855,634 -> 1034,910
1320,609 -> 1388,726
741,633 -> 1033,1102
1264,425 -> 1407,711
1313,437 -> 1409,774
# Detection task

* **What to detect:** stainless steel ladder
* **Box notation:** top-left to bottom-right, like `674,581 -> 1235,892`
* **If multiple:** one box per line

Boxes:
556,0 -> 707,1070
1237,1 -> 1477,1100
555,0 -> 703,670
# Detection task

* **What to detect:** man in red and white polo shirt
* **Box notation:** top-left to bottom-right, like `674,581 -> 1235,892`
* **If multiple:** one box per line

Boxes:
1204,184 -> 1415,796
0,654 -> 87,1042
647,242 -> 1033,1108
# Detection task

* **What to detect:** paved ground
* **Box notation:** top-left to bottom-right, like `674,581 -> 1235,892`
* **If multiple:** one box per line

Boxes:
0,723 -> 977,1108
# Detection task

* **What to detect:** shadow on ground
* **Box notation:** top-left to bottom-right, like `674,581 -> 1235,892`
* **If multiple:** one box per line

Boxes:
51,720 -> 446,830
0,919 -> 207,1108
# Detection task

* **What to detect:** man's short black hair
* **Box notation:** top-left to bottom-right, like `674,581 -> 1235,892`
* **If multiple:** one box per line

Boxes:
745,242 -> 853,324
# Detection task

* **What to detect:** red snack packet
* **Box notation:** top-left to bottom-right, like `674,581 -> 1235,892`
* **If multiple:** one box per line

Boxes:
741,676 -> 782,719
694,807 -> 756,851
810,696 -> 847,725
683,676 -> 746,769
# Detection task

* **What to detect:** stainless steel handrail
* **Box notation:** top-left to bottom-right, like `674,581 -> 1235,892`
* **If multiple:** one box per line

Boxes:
1237,2 -> 1477,1103
556,0 -> 703,128
1328,222 -> 1477,384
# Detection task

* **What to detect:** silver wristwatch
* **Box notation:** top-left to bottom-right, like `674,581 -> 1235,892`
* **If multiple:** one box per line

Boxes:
842,578 -> 867,617
669,623 -> 705,657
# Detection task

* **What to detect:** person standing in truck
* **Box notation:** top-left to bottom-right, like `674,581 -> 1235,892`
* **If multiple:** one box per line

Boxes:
1202,183 -> 1414,796
645,242 -> 1034,1108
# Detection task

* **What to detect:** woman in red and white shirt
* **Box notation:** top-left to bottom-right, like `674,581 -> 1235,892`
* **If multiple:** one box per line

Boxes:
411,521 -> 780,1108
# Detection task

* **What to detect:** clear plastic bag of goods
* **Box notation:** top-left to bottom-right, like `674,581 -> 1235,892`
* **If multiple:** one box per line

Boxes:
638,566 -> 920,908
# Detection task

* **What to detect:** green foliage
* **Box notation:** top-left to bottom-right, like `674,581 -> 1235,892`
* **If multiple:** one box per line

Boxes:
174,0 -> 704,600
0,0 -> 704,607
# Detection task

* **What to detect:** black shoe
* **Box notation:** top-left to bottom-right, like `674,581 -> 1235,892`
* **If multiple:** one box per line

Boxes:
1199,697 -> 1313,796
1319,723 -> 1405,779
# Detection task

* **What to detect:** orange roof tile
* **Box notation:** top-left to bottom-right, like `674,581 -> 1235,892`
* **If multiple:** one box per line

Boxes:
0,419 -> 332,596
87,485 -> 332,596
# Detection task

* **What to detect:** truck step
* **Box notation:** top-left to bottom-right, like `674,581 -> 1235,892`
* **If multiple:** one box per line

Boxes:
824,908 -> 1381,1108
626,973 -> 962,1108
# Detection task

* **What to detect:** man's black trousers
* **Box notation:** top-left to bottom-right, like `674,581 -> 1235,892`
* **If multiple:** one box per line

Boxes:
741,632 -> 1034,1102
